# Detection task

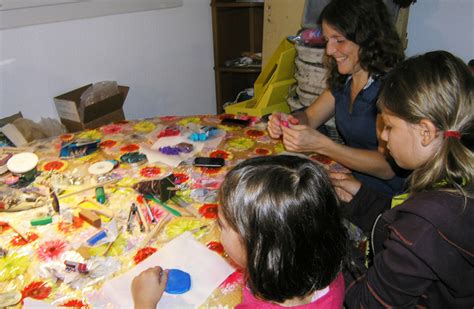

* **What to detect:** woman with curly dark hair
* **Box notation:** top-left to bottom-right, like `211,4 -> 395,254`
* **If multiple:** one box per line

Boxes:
268,0 -> 406,195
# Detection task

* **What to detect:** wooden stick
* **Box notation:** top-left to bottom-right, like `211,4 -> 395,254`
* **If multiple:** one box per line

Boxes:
102,227 -> 122,256
138,214 -> 171,249
56,178 -> 119,200
79,198 -> 115,218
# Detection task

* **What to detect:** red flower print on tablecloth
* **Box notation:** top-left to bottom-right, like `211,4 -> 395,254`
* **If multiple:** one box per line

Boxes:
159,116 -> 179,122
21,281 -> 52,301
310,154 -> 332,165
60,134 -> 74,142
102,124 -> 123,135
43,160 -> 66,172
218,114 -> 235,120
157,126 -> 180,138
99,140 -> 117,148
199,167 -> 222,175
0,221 -> 10,234
207,241 -> 225,255
36,239 -> 67,261
199,204 -> 219,219
245,129 -> 265,138
120,144 -> 140,153
134,247 -> 157,264
60,299 -> 89,308
10,232 -> 39,246
140,166 -> 161,178
254,148 -> 271,156
173,173 -> 189,185
219,269 -> 244,291
57,216 -> 84,234
210,149 -> 233,160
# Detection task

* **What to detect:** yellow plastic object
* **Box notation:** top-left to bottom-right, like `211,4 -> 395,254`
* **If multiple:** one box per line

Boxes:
225,39 -> 296,117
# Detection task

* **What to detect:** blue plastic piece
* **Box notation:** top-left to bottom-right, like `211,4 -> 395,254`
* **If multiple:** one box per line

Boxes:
86,230 -> 107,246
165,269 -> 191,294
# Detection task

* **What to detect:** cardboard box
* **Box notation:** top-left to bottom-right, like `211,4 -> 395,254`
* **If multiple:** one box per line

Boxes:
54,84 -> 129,132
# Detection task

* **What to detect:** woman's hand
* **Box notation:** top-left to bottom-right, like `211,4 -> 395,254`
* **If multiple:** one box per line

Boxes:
281,124 -> 330,153
131,266 -> 168,309
330,172 -> 362,203
267,112 -> 286,138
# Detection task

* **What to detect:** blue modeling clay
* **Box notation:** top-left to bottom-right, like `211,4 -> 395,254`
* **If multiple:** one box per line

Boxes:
165,269 -> 191,294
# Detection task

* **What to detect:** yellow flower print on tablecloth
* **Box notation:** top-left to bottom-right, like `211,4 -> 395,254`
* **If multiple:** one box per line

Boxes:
76,152 -> 99,163
114,176 -> 136,189
88,234 -> 127,257
274,142 -> 285,154
134,121 -> 156,133
216,124 -> 240,132
76,129 -> 102,141
226,137 -> 255,151
165,217 -> 205,239
0,252 -> 30,281
177,117 -> 200,126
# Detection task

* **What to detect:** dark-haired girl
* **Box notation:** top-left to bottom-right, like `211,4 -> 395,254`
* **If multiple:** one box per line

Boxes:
132,155 -> 348,308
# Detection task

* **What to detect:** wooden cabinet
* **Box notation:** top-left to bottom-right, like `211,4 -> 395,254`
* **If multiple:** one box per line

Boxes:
211,0 -> 264,113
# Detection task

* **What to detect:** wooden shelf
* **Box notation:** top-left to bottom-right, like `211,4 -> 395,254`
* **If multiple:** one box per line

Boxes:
214,2 -> 263,8
211,0 -> 263,113
218,66 -> 261,73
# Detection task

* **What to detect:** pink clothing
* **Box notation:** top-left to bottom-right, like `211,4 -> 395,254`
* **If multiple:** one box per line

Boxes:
235,272 -> 344,308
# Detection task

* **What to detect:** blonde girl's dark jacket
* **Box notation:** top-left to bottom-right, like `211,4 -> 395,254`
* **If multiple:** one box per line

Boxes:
342,186 -> 474,308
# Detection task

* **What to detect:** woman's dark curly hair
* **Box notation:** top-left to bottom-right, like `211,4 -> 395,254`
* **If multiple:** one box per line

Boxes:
219,155 -> 347,303
318,0 -> 405,89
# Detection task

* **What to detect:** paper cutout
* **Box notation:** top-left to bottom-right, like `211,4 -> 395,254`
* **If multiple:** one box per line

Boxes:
100,232 -> 235,308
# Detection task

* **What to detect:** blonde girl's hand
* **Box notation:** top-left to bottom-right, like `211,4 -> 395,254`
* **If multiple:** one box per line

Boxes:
281,124 -> 330,153
267,112 -> 287,139
329,172 -> 362,203
131,266 -> 168,309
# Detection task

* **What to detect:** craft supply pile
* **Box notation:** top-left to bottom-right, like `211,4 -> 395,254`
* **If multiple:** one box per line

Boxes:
0,114 -> 347,308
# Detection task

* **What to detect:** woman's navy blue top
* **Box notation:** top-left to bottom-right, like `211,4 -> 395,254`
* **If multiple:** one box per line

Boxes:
332,76 -> 406,195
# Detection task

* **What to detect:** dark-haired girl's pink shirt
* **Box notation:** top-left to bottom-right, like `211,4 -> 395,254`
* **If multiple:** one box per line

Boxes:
235,272 -> 344,308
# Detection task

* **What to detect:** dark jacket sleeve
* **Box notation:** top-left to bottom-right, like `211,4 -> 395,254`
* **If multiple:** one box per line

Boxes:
344,213 -> 438,308
341,184 -> 391,234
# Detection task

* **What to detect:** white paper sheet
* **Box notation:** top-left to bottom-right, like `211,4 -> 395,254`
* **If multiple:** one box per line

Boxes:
100,232 -> 235,308
143,130 -> 225,168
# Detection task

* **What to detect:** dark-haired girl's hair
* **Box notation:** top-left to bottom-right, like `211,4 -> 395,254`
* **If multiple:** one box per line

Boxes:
319,0 -> 405,89
378,51 -> 473,196
219,155 -> 348,303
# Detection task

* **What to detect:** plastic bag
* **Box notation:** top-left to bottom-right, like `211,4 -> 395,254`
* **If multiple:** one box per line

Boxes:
80,81 -> 119,107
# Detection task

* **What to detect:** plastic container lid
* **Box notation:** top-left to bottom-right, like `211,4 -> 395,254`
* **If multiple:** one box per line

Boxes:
88,161 -> 114,175
7,152 -> 38,174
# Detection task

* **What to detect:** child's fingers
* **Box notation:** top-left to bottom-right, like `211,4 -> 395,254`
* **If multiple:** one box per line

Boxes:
159,269 -> 169,286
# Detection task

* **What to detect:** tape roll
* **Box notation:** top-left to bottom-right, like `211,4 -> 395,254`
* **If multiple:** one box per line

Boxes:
88,161 -> 114,176
7,152 -> 38,174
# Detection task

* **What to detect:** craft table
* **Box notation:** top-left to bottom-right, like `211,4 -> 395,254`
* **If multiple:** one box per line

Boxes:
0,114 -> 346,308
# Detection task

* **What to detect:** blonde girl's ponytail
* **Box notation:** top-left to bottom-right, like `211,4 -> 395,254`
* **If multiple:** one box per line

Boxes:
378,51 -> 473,196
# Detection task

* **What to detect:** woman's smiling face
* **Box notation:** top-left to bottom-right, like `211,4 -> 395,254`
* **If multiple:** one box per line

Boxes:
322,21 -> 363,76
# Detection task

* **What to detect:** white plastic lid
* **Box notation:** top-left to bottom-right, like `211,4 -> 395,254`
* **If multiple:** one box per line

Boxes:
88,161 -> 114,175
7,152 -> 39,174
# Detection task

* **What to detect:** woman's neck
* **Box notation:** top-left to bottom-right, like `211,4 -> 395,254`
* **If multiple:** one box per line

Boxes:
351,69 -> 370,92
349,69 -> 370,109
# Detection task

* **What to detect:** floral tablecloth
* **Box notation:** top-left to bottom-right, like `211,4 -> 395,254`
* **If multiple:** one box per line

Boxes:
0,114 -> 346,308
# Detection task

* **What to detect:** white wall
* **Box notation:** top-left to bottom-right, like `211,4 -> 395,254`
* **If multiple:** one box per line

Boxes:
0,0 -> 215,121
1,0 -> 473,123
406,0 -> 473,62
